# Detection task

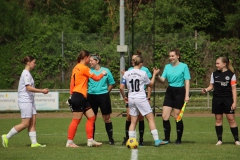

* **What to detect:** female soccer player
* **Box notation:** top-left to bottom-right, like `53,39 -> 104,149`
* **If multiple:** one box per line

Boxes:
120,55 -> 168,147
202,57 -> 240,145
122,51 -> 152,146
66,50 -> 107,148
2,56 -> 49,147
157,48 -> 191,144
87,54 -> 115,145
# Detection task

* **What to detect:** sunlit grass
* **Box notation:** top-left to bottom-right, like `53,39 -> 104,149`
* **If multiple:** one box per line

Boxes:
1,116 -> 240,160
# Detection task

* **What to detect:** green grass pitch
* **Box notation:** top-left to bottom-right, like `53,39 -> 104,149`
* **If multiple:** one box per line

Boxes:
1,115 -> 240,160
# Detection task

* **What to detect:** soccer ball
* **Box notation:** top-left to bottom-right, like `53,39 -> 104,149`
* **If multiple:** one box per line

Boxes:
126,138 -> 139,149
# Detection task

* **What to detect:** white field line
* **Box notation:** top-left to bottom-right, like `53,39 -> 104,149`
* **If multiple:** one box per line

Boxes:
130,130 -> 138,160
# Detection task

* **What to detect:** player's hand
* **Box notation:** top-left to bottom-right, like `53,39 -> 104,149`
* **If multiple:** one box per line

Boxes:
42,88 -> 49,94
201,88 -> 207,94
121,70 -> 125,75
66,95 -> 72,106
153,68 -> 160,75
231,103 -> 237,110
102,70 -> 107,75
124,97 -> 128,103
147,99 -> 151,104
184,96 -> 189,103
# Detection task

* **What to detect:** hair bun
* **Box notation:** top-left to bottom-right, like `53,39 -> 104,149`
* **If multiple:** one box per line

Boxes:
136,50 -> 142,55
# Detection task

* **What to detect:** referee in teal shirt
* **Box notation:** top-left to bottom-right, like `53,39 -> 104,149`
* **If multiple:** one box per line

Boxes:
88,54 -> 115,145
157,48 -> 191,145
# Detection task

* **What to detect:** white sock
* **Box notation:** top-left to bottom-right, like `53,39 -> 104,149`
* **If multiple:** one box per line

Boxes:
6,127 -> 18,139
29,131 -> 37,144
67,140 -> 73,144
151,129 -> 159,141
88,138 -> 93,142
129,131 -> 136,138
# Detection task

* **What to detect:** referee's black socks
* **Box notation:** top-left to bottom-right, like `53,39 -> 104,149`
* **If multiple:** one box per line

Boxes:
105,122 -> 113,140
215,125 -> 223,141
163,120 -> 171,141
176,120 -> 184,142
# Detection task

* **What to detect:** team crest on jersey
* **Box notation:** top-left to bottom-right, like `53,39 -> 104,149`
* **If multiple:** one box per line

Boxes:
225,76 -> 230,80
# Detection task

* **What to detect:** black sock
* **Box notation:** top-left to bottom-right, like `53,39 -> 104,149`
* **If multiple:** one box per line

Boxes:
163,120 -> 171,141
105,122 -> 113,140
125,120 -> 131,138
139,120 -> 144,140
230,126 -> 239,142
215,126 -> 223,141
176,120 -> 184,142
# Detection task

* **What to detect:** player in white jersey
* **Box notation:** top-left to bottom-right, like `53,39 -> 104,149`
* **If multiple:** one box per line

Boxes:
120,55 -> 168,146
2,56 -> 49,148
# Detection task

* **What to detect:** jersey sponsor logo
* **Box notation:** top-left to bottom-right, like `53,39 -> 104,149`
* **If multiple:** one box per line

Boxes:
225,76 -> 230,80
220,81 -> 229,86
215,81 -> 229,86
215,76 -> 219,78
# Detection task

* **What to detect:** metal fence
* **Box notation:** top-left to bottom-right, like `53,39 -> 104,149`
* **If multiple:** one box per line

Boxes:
2,88 -> 240,112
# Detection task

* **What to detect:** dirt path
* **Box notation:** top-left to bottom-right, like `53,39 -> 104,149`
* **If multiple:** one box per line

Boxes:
1,111 -> 240,119
0,112 -> 218,119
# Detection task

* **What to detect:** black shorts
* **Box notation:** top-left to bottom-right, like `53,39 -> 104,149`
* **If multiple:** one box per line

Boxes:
71,92 -> 91,112
163,86 -> 185,109
87,93 -> 112,115
212,96 -> 234,114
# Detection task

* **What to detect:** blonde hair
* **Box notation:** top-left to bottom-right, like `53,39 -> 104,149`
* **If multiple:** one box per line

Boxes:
218,57 -> 235,73
132,55 -> 143,66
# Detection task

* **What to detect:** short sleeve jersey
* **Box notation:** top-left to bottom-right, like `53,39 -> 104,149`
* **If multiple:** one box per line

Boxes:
161,62 -> 191,87
18,69 -> 35,103
70,63 -> 94,97
121,69 -> 150,98
128,66 -> 152,90
88,67 -> 115,94
210,70 -> 236,97
128,66 -> 152,78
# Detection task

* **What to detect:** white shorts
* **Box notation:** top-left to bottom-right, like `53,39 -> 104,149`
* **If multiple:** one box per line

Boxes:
128,97 -> 152,116
18,102 -> 37,118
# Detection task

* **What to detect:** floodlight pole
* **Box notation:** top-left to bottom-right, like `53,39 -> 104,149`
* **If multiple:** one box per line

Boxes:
118,0 -> 127,99
119,0 -> 125,74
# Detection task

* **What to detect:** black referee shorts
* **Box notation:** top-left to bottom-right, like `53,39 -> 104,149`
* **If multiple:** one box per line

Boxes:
163,86 -> 185,109
87,93 -> 112,115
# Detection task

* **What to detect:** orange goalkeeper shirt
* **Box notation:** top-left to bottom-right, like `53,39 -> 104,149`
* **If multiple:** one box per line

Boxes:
70,63 -> 104,98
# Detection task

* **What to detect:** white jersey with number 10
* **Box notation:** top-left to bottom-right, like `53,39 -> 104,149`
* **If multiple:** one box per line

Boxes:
122,69 -> 150,98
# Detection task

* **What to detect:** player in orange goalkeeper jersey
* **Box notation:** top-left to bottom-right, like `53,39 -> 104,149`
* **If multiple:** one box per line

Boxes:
66,50 -> 107,148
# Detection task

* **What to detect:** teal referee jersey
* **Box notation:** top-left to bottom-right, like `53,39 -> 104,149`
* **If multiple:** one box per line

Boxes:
88,67 -> 115,94
161,62 -> 191,87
